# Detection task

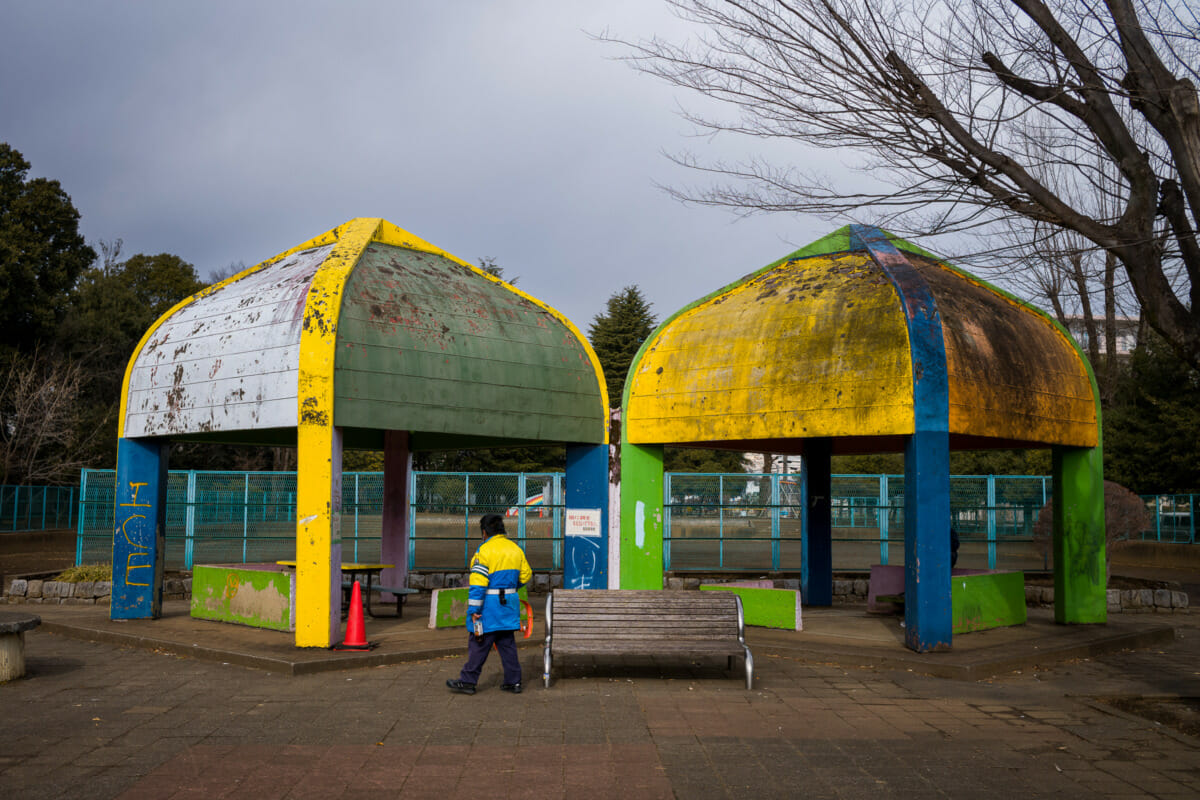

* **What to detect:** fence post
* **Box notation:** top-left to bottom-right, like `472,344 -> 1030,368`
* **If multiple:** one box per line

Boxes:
1156,495 -> 1163,542
353,472 -> 361,562
517,472 -> 527,550
241,473 -> 250,563
987,475 -> 997,570
408,470 -> 417,572
879,474 -> 889,565
553,473 -> 563,571
718,473 -> 725,568
75,471 -> 89,566
185,471 -> 197,570
11,485 -> 17,532
771,472 -> 781,570
463,474 -> 471,565
663,473 -> 672,571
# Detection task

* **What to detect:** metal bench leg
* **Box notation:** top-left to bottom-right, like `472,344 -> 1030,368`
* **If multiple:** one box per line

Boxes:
543,643 -> 552,688
744,647 -> 754,690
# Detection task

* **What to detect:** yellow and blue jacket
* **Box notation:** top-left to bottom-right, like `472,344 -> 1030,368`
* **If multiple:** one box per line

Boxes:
468,533 -> 533,633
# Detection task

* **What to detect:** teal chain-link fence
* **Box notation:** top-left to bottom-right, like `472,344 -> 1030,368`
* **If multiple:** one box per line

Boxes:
410,472 -> 563,571
74,468 -> 1192,573
0,485 -> 75,532
664,473 -> 1052,572
76,469 -> 565,572
1138,495 -> 1196,544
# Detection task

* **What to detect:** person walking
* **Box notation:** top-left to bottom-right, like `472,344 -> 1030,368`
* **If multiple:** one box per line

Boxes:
446,513 -> 533,695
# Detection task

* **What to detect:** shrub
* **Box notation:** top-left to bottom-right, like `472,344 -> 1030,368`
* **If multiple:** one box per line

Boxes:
1033,481 -> 1151,576
54,564 -> 113,582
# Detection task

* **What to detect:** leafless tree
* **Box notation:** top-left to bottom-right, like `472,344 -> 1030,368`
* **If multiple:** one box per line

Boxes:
616,0 -> 1200,368
968,140 -> 1141,400
0,348 -> 106,485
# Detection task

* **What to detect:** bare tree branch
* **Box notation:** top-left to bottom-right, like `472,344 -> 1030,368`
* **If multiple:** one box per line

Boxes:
610,0 -> 1200,367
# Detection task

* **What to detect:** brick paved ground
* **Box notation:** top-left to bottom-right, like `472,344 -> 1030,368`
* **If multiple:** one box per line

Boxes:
4,614 -> 1200,799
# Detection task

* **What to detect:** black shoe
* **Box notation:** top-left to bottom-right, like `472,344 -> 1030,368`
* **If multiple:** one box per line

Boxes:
501,682 -> 522,694
446,679 -> 476,695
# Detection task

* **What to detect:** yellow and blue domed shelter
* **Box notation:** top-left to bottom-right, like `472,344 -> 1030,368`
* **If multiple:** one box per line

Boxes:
619,225 -> 1104,652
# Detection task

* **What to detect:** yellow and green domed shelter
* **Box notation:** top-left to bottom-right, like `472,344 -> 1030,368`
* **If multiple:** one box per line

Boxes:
111,218 -> 610,648
619,225 -> 1104,653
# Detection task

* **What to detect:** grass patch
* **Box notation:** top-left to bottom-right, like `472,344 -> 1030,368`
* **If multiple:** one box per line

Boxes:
54,564 -> 113,582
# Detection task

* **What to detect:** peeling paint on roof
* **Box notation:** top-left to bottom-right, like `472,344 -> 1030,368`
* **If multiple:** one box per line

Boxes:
123,245 -> 333,437
118,218 -> 607,447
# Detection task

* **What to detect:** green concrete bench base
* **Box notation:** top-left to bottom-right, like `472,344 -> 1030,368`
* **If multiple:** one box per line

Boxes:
700,584 -> 802,630
191,564 -> 295,632
428,586 -> 528,629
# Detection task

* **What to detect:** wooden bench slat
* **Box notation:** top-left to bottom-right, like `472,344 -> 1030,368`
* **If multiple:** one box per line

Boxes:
554,623 -> 739,633
554,643 -> 742,655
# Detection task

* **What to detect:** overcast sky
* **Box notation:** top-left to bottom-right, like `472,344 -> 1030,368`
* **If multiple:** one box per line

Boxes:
1,1 -> 857,330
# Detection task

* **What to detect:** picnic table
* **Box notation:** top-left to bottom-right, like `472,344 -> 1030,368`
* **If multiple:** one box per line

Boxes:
275,561 -> 412,618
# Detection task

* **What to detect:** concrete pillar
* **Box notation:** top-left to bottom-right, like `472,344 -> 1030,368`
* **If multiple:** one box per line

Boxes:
380,430 -> 412,600
295,425 -> 343,647
1053,445 -> 1107,623
801,438 -> 833,606
618,442 -> 664,589
564,443 -> 609,589
903,429 -> 953,652
111,437 -> 168,620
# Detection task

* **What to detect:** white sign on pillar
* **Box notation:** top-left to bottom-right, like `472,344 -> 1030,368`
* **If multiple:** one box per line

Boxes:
565,508 -> 602,537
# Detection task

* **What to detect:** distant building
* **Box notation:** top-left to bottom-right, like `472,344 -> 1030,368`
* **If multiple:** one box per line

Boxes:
1062,315 -> 1140,358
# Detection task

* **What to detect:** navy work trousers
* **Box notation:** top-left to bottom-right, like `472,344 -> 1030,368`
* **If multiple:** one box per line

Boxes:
459,629 -> 521,686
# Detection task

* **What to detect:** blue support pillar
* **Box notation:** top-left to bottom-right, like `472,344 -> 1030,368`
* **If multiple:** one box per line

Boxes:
111,437 -> 169,619
801,438 -> 833,606
904,430 -> 953,651
852,224 -> 953,652
564,443 -> 609,589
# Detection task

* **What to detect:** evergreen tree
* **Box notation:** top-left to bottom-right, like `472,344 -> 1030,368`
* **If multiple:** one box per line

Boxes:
1104,331 -> 1200,494
0,143 -> 95,353
664,446 -> 747,474
58,248 -> 205,470
588,285 -> 657,406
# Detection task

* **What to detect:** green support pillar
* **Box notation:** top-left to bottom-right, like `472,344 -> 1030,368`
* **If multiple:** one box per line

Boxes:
1052,445 -> 1107,623
618,442 -> 664,589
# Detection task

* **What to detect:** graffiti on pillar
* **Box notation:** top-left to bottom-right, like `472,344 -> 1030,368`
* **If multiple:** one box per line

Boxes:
117,481 -> 153,587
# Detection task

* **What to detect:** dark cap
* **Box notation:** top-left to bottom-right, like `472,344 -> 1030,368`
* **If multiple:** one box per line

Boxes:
480,513 -> 506,537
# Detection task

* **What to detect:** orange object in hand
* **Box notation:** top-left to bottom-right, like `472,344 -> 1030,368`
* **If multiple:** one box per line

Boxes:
520,599 -> 533,639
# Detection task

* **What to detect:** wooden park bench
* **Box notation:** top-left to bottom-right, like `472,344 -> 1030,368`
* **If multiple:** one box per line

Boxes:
542,590 -> 754,689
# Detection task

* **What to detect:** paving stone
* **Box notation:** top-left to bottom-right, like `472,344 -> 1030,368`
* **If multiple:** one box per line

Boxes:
4,600 -> 1199,798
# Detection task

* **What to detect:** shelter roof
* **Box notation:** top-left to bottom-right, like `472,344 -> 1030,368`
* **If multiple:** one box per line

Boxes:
119,218 -> 607,449
624,225 -> 1098,454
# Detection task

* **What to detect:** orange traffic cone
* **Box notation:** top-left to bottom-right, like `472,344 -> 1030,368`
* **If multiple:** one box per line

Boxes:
334,580 -> 373,651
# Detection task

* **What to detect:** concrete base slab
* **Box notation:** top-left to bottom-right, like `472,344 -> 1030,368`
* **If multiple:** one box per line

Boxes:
21,597 -> 1178,681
